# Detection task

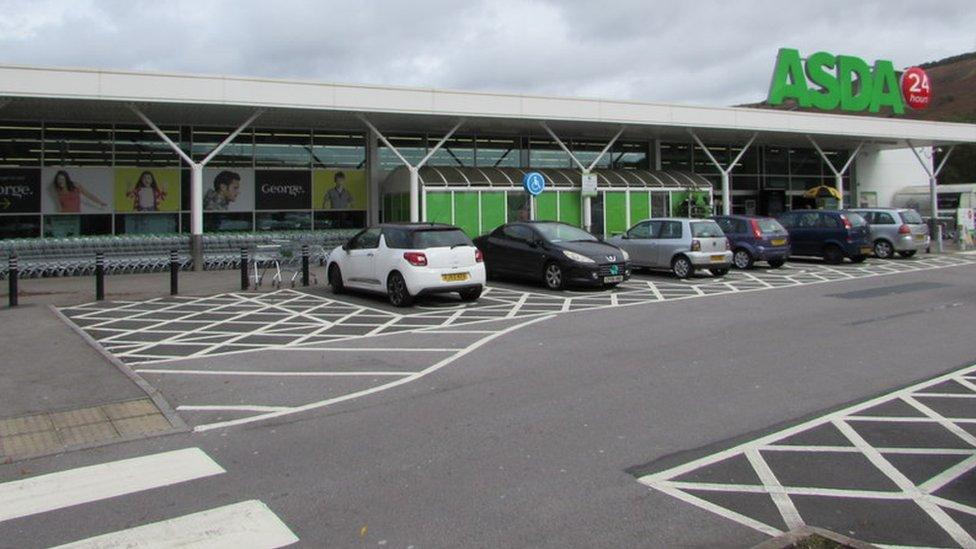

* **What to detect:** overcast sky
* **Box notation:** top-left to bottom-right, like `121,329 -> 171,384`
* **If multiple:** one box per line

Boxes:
1,0 -> 973,106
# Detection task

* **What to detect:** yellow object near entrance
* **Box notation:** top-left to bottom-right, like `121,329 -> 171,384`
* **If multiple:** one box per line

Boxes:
803,185 -> 842,200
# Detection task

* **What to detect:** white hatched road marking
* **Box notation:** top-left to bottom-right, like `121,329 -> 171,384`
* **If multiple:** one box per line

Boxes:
0,448 -> 224,523
638,363 -> 976,548
52,500 -> 298,549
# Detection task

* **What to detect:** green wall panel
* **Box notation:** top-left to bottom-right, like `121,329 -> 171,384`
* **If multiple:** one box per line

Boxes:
535,193 -> 558,221
629,191 -> 650,227
604,192 -> 628,236
558,192 -> 582,227
453,192 -> 480,237
480,192 -> 506,235
671,191 -> 689,217
426,192 -> 452,225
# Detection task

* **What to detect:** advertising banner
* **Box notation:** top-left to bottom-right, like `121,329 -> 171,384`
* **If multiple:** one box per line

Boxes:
0,168 -> 41,213
41,167 -> 113,214
114,167 -> 181,212
203,168 -> 255,212
312,169 -> 366,211
255,170 -> 311,210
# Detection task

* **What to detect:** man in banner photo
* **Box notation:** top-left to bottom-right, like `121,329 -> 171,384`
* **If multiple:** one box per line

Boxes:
322,171 -> 354,210
204,170 -> 242,211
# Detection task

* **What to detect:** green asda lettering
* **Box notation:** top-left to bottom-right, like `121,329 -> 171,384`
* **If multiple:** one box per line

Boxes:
767,48 -> 904,114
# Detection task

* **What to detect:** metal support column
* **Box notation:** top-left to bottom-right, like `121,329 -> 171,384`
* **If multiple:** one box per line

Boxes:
129,105 -> 263,270
808,137 -> 864,211
908,142 -> 956,253
689,131 -> 758,216
358,115 -> 464,222
540,123 -> 625,232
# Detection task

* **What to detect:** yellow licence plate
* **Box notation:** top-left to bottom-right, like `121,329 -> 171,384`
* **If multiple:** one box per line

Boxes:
710,254 -> 725,262
771,238 -> 786,246
914,235 -> 926,241
441,272 -> 469,282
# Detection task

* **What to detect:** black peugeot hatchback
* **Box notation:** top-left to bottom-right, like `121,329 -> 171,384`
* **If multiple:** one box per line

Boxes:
473,221 -> 631,290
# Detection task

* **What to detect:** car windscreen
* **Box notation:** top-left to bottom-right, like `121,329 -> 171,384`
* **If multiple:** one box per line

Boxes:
411,229 -> 473,248
533,223 -> 597,243
690,221 -> 724,238
846,212 -> 868,227
900,209 -> 923,224
757,219 -> 785,233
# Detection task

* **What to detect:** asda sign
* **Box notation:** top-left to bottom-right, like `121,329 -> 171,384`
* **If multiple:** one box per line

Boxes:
767,48 -> 931,114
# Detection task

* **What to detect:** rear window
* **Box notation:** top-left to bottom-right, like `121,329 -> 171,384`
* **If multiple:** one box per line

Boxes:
900,209 -> 923,224
690,221 -> 724,238
757,219 -> 785,233
846,212 -> 868,227
406,229 -> 473,249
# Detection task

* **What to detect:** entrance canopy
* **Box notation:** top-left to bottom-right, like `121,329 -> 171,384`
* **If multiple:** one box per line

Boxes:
383,166 -> 713,190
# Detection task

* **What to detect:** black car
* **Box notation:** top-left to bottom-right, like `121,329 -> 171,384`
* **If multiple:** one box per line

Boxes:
473,221 -> 631,290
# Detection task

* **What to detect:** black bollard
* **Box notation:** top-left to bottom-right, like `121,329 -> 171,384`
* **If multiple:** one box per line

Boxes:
169,249 -> 179,296
95,251 -> 105,301
240,248 -> 248,291
301,244 -> 310,287
8,254 -> 18,307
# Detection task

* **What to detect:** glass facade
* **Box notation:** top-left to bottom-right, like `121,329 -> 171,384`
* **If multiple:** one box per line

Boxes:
0,118 -> 859,238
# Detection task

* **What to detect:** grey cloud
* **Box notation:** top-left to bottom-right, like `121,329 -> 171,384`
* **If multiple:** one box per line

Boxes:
0,0 -> 972,106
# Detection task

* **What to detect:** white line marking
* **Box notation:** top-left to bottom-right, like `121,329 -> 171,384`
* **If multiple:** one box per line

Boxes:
193,314 -> 555,431
664,481 -> 904,499
745,449 -> 804,529
760,445 -> 975,455
918,454 -> 976,494
911,393 -> 976,399
281,347 -> 460,352
143,369 -> 416,377
900,395 -> 976,447
833,419 -> 976,548
643,480 -> 783,537
178,405 -> 294,412
0,448 -> 224,523
52,500 -> 298,549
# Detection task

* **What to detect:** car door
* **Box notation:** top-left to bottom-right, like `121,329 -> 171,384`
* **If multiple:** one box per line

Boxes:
346,227 -> 382,288
654,220 -> 683,266
498,224 -> 540,279
621,221 -> 658,267
791,211 -> 820,255
872,211 -> 898,244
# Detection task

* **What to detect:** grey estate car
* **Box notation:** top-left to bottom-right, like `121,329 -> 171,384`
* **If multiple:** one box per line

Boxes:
607,218 -> 733,278
848,207 -> 930,259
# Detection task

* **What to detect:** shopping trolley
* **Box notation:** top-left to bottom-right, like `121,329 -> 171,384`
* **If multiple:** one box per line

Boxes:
250,240 -> 287,289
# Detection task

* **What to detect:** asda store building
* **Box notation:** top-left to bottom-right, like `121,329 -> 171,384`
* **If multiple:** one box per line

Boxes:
0,54 -> 973,261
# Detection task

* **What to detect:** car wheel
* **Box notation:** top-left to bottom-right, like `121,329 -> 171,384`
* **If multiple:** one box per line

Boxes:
850,255 -> 867,263
328,264 -> 344,294
459,286 -> 482,302
767,258 -> 786,269
898,250 -> 917,258
671,255 -> 694,278
732,249 -> 754,269
873,239 -> 894,259
711,267 -> 729,277
823,245 -> 844,265
386,272 -> 414,307
543,262 -> 564,290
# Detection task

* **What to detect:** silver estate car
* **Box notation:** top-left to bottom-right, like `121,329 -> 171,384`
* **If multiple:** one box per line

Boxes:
849,207 -> 930,259
607,218 -> 733,278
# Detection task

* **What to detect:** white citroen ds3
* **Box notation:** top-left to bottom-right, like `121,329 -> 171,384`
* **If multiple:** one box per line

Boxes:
326,223 -> 486,307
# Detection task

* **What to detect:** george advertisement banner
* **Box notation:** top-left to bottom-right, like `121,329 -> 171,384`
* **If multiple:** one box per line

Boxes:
114,167 -> 181,212
255,170 -> 311,210
312,169 -> 366,211
41,167 -> 113,214
204,168 -> 254,211
0,168 -> 41,213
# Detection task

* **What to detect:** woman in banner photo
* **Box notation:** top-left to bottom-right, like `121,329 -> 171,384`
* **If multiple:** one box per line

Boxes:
50,170 -> 108,213
126,170 -> 167,211
203,170 -> 241,211
321,171 -> 354,210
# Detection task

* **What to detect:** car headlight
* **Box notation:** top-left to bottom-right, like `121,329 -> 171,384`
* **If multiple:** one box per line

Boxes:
620,249 -> 630,261
563,250 -> 596,264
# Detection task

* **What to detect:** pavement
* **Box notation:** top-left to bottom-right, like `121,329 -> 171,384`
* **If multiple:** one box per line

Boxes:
0,252 -> 974,547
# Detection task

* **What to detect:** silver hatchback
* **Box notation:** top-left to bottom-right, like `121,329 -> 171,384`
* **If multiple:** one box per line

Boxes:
607,218 -> 732,278
849,207 -> 930,259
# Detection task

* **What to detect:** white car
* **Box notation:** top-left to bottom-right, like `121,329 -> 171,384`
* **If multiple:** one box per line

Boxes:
326,223 -> 486,307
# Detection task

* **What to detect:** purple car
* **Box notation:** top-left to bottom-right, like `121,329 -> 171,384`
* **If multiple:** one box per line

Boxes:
712,215 -> 791,269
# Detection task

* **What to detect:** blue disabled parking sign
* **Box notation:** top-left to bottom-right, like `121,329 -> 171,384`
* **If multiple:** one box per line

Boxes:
523,172 -> 546,196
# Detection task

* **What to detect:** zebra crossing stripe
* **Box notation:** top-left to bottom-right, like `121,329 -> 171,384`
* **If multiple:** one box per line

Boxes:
0,448 -> 224,523
52,500 -> 298,549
